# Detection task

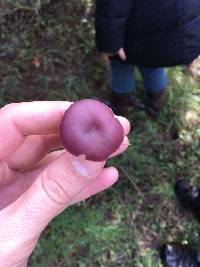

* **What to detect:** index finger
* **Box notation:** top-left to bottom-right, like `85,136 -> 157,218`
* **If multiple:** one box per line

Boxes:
0,101 -> 72,160
0,101 -> 130,161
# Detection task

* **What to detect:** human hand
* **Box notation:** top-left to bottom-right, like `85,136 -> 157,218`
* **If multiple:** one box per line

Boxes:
102,48 -> 127,62
186,57 -> 200,78
0,101 -> 130,267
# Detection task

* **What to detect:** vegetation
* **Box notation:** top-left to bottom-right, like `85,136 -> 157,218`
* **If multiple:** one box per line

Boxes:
0,1 -> 200,266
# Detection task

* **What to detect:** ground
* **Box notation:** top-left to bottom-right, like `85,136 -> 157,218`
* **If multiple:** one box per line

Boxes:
0,1 -> 200,266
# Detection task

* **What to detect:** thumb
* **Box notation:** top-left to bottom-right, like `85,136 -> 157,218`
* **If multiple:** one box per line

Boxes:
0,152 -> 116,264
20,151 -> 106,230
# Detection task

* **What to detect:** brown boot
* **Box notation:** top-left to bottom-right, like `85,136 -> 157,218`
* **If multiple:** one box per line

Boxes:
145,88 -> 168,117
109,91 -> 145,116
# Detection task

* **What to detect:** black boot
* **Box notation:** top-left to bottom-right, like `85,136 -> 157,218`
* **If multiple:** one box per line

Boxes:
160,242 -> 200,267
109,91 -> 145,116
145,88 -> 168,117
175,179 -> 200,222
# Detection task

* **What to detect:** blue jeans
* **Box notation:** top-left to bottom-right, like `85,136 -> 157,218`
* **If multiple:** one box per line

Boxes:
109,59 -> 168,94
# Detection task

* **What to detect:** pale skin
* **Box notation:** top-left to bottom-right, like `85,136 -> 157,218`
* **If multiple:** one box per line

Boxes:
102,47 -> 127,62
0,101 -> 130,267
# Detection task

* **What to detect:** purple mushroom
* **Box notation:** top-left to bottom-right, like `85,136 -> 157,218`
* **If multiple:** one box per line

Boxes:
59,99 -> 124,162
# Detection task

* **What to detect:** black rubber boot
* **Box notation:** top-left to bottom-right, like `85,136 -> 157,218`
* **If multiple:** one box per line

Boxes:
109,91 -> 145,116
160,242 -> 200,267
145,88 -> 168,117
175,179 -> 200,222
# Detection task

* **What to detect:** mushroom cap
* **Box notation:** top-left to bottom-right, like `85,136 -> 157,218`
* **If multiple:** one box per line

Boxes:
59,99 -> 124,162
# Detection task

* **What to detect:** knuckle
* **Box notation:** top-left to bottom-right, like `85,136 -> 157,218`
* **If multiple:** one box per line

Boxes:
41,169 -> 74,206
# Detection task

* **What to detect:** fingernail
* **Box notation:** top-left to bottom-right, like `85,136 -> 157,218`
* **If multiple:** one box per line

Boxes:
70,155 -> 105,178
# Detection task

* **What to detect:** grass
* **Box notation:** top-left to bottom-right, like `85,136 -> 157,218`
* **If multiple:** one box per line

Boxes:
1,1 -> 200,266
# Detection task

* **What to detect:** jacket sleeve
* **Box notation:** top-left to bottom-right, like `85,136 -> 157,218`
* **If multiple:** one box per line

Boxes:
95,0 -> 133,53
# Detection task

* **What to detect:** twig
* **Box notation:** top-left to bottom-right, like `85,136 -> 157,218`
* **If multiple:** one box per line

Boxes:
0,6 -> 33,19
120,166 -> 146,200
0,0 -> 53,19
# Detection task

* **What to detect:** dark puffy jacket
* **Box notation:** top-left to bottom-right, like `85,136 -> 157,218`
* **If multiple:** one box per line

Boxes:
95,0 -> 200,67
